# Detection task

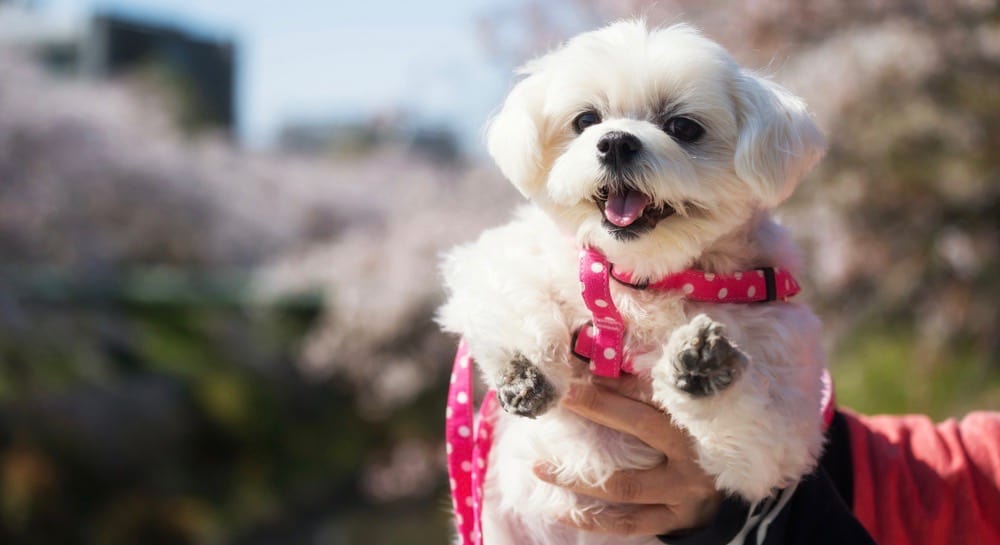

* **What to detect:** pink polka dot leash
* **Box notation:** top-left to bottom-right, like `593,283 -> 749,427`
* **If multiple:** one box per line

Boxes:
445,247 -> 824,545
445,340 -> 496,545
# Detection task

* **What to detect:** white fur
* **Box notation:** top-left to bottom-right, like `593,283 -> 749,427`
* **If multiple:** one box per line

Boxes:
439,20 -> 827,544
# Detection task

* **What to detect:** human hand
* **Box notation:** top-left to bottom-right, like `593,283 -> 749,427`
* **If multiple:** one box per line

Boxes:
533,374 -> 723,537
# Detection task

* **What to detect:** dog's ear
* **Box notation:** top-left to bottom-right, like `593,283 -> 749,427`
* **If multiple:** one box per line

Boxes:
733,72 -> 825,207
487,65 -> 550,198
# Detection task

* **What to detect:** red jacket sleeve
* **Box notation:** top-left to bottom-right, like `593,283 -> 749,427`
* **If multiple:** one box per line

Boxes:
844,410 -> 1000,545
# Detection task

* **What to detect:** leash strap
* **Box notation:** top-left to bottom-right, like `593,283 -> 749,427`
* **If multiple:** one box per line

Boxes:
445,340 -> 496,545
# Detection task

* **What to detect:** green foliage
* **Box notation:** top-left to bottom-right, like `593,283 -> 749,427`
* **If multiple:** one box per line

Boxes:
0,272 -> 451,545
832,323 -> 1000,419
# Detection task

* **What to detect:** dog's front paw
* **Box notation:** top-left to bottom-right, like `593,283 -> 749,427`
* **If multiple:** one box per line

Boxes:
496,355 -> 555,418
673,315 -> 748,397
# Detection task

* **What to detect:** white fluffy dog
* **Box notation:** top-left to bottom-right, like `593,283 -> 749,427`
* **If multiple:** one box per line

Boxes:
439,20 -> 828,545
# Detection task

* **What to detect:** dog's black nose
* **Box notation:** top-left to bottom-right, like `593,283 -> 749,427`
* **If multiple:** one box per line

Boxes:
596,131 -> 642,167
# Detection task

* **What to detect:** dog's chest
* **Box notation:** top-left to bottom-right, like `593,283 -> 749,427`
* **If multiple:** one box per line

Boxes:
612,287 -> 689,355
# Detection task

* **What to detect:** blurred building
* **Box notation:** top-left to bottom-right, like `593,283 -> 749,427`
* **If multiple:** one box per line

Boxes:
81,14 -> 236,132
278,117 -> 462,164
0,2 -> 236,134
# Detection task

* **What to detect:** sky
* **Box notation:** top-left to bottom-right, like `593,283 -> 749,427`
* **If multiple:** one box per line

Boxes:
35,0 -> 531,149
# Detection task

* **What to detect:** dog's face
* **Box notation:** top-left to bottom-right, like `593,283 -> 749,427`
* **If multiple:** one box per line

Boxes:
487,21 -> 825,279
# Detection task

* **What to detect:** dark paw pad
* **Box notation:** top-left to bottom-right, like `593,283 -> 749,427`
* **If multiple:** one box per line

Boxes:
674,320 -> 747,397
497,355 -> 555,418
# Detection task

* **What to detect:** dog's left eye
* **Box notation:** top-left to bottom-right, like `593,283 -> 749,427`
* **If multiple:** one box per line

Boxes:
663,117 -> 705,143
573,111 -> 602,134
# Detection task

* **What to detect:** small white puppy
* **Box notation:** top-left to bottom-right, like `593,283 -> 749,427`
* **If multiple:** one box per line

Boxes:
439,20 -> 827,545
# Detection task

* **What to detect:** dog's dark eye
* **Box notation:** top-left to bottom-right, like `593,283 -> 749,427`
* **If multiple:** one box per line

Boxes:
663,116 -> 705,143
573,111 -> 602,134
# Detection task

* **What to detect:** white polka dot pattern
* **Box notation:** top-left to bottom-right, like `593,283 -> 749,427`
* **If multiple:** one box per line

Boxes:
609,266 -> 801,304
446,340 -> 496,545
578,248 -> 627,378
572,258 -> 803,375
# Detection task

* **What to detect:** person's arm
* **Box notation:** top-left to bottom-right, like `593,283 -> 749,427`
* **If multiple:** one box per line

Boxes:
845,410 -> 1000,545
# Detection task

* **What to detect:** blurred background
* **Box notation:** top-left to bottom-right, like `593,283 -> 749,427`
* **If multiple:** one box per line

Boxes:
0,0 -> 996,543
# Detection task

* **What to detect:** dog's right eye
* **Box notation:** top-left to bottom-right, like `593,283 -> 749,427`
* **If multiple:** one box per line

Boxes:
573,111 -> 601,134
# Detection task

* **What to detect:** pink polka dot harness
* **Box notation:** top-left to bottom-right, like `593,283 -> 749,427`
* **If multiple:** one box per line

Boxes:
445,247 -> 831,545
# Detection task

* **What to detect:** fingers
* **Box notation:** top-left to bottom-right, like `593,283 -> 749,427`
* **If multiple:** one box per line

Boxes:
544,378 -> 724,535
536,461 -> 723,535
555,505 -> 680,536
534,461 -> 689,505
562,382 -> 692,460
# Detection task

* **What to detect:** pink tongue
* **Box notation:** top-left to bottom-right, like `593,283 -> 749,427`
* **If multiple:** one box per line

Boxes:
604,189 -> 650,227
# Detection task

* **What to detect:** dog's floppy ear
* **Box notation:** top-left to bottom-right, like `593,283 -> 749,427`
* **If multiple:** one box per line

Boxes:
486,64 -> 550,198
733,72 -> 825,207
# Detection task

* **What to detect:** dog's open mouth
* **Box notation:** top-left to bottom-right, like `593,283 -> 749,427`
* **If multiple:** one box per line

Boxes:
595,185 -> 675,240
